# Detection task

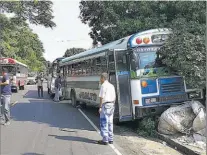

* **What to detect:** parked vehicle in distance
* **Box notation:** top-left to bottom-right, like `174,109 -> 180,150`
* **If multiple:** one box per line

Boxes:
0,58 -> 28,93
27,73 -> 37,85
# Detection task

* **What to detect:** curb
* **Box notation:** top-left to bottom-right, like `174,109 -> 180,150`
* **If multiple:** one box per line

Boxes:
157,132 -> 201,155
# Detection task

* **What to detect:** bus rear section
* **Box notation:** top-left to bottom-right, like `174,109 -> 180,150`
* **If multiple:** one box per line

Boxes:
0,58 -> 28,92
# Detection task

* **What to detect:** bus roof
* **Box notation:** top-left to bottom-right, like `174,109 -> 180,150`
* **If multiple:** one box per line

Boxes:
52,57 -> 65,63
0,58 -> 28,67
61,28 -> 171,64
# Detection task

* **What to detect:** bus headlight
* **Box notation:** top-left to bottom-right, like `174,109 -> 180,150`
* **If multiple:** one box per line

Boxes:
141,79 -> 157,94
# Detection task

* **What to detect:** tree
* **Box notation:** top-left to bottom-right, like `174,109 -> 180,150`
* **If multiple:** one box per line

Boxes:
0,0 -> 56,28
79,1 -> 206,90
64,48 -> 86,57
0,14 -> 46,72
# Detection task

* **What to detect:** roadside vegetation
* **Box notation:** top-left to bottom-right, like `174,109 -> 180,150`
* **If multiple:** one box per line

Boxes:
0,1 -> 56,72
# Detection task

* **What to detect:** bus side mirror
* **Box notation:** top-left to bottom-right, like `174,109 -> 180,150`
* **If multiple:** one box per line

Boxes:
131,59 -> 137,72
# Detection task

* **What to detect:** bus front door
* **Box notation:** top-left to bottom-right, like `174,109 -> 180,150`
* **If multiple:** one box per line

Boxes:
107,50 -> 133,122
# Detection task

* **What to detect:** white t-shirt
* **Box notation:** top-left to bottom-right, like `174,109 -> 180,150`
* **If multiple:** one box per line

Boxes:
37,78 -> 43,87
99,80 -> 116,104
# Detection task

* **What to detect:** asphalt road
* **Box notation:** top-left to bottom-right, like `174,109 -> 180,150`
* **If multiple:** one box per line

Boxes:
1,85 -> 123,155
2,84 -> 182,155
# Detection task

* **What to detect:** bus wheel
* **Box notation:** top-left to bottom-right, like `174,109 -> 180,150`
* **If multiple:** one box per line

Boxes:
71,92 -> 77,107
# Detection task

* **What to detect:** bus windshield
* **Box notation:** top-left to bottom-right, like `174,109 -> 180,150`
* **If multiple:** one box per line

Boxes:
138,52 -> 157,69
134,47 -> 164,69
0,65 -> 16,75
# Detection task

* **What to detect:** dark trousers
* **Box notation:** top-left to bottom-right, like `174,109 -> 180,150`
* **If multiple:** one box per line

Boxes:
38,86 -> 43,97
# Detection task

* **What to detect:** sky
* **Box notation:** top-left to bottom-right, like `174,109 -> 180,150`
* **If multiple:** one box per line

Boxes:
29,0 -> 93,62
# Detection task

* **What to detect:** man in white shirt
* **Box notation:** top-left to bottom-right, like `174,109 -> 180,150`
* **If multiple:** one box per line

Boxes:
98,73 -> 116,145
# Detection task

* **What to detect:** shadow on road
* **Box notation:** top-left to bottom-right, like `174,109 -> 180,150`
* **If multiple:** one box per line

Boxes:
48,134 -> 97,144
23,90 -> 50,99
11,99 -> 96,132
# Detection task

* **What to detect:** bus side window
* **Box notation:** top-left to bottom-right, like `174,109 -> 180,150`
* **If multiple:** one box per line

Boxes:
91,59 -> 96,75
86,60 -> 91,75
96,57 -> 101,74
78,62 -> 82,75
68,65 -> 71,76
71,64 -> 75,76
101,56 -> 107,72
82,61 -> 86,75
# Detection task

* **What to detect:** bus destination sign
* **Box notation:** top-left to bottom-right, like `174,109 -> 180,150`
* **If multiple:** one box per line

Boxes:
134,47 -> 161,53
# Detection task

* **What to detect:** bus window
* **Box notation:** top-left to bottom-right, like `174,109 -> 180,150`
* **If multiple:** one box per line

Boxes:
77,62 -> 82,75
86,60 -> 91,75
116,54 -> 127,71
138,52 -> 157,69
68,65 -> 71,76
96,57 -> 101,74
71,64 -> 75,76
82,61 -> 86,75
91,59 -> 96,75
101,57 -> 107,72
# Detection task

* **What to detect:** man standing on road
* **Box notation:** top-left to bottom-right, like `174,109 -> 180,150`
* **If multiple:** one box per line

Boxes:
36,73 -> 44,98
98,73 -> 116,145
0,68 -> 12,126
53,74 -> 61,102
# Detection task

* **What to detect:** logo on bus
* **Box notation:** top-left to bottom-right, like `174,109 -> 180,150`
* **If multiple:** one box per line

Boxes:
79,92 -> 97,101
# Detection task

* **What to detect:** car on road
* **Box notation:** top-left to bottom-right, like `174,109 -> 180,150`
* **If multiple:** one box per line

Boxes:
27,73 -> 37,85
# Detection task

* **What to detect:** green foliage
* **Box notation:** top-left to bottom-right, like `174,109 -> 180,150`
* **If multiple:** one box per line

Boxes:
0,14 -> 46,72
64,48 -> 86,57
0,0 -> 56,28
137,117 -> 158,138
79,1 -> 206,89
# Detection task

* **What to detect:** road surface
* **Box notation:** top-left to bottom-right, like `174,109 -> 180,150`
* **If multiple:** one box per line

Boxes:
1,85 -> 182,155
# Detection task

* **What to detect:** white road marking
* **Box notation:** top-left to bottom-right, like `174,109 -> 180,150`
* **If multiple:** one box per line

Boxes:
11,101 -> 18,106
78,108 -> 123,155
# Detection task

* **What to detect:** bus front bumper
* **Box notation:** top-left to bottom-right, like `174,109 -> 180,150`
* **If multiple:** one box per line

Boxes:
134,102 -> 182,119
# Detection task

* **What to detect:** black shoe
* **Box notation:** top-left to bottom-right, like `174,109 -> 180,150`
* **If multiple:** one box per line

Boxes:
109,141 -> 113,144
97,140 -> 108,145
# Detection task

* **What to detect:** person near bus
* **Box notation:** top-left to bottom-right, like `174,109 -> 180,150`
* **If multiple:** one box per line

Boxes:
36,74 -> 44,98
98,73 -> 116,145
53,75 -> 61,102
0,68 -> 12,126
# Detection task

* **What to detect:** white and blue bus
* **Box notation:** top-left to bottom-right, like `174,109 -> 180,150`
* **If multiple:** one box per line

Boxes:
59,28 -> 203,123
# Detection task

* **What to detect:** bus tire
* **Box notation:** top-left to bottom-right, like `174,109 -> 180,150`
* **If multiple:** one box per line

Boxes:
71,91 -> 77,107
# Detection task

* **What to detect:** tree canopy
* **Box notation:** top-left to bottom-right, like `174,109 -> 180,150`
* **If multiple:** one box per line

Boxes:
0,14 -> 46,72
79,1 -> 206,89
0,0 -> 56,28
64,48 -> 86,57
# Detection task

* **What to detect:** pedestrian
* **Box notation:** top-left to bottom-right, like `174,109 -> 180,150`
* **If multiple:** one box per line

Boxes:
53,74 -> 61,102
0,68 -> 12,126
36,73 -> 44,98
97,73 -> 116,145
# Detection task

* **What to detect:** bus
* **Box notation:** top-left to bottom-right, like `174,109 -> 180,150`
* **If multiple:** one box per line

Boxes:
59,28 -> 203,123
47,57 -> 65,97
0,58 -> 28,93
